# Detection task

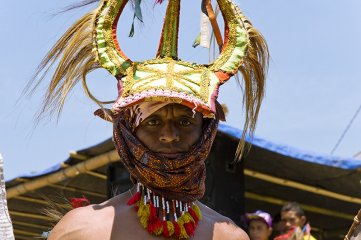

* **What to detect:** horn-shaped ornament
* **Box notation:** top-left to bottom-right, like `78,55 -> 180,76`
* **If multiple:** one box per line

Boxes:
94,0 -> 268,117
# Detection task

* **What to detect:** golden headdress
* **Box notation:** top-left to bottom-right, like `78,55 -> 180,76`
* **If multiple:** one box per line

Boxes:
32,0 -> 268,158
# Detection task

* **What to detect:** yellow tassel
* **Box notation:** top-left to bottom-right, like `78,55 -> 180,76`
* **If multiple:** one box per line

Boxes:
154,225 -> 163,236
179,223 -> 188,239
181,212 -> 194,224
177,216 -> 189,239
137,201 -> 150,228
137,201 -> 145,217
140,214 -> 149,228
166,221 -> 174,236
192,204 -> 202,220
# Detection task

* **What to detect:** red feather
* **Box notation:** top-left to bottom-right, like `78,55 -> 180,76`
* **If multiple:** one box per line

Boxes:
127,192 -> 141,206
70,196 -> 90,209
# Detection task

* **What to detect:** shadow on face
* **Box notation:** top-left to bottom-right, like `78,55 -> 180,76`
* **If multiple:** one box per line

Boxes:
135,104 -> 203,158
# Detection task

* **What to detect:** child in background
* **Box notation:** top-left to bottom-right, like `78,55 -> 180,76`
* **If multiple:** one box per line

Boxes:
247,210 -> 273,240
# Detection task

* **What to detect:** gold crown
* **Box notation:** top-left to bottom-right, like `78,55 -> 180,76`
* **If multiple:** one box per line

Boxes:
94,0 -> 267,117
32,0 -> 268,157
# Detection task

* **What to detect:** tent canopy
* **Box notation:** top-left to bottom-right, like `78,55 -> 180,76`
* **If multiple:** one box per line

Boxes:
6,123 -> 361,239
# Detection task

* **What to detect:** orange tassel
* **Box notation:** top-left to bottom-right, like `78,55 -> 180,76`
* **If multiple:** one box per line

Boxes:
127,192 -> 141,205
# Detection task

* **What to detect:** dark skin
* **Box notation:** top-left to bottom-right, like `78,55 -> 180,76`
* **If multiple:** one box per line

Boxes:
280,210 -> 306,230
49,103 -> 249,240
135,104 -> 203,159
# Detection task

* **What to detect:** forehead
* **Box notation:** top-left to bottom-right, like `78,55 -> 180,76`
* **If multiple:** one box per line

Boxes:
249,219 -> 268,228
150,104 -> 197,117
281,210 -> 298,219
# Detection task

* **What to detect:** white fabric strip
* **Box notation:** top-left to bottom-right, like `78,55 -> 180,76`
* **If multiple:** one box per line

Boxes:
200,12 -> 211,48
0,154 -> 15,240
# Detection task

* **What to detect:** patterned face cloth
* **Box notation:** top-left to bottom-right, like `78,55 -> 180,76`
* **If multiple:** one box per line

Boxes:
113,110 -> 218,202
127,102 -> 170,131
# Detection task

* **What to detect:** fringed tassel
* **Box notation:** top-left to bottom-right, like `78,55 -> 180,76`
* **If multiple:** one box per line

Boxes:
188,208 -> 199,223
130,183 -> 202,239
149,201 -> 157,222
127,191 -> 141,205
173,221 -> 181,238
163,221 -> 170,237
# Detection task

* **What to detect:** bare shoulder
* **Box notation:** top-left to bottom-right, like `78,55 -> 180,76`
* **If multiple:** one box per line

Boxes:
212,221 -> 249,240
48,205 -> 96,240
48,199 -> 116,240
198,202 -> 249,240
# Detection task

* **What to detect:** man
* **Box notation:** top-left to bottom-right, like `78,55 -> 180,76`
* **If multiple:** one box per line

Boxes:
246,210 -> 272,240
48,103 -> 249,239
280,202 -> 317,240
30,0 -> 268,238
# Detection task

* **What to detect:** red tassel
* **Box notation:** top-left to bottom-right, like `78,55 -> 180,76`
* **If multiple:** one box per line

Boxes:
70,196 -> 90,209
162,221 -> 169,237
127,192 -> 141,206
155,0 -> 164,4
173,221 -> 180,238
188,208 -> 199,224
148,219 -> 162,233
149,202 -> 157,222
184,221 -> 196,236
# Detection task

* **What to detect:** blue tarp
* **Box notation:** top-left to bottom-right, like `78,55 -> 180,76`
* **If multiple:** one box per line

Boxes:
219,123 -> 361,170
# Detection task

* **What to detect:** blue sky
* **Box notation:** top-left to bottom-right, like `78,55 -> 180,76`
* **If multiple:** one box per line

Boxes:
1,0 -> 361,180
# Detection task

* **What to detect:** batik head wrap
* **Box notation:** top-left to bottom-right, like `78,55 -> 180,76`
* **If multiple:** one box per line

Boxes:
113,105 -> 218,202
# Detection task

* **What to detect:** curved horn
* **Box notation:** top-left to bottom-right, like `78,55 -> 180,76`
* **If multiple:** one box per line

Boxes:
94,0 -> 133,77
210,0 -> 269,83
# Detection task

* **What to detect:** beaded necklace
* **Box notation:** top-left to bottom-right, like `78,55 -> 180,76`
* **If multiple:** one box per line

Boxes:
127,183 -> 202,239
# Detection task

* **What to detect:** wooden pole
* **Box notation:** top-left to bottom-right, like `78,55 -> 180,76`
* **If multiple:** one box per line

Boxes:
344,209 -> 361,240
7,150 -> 119,199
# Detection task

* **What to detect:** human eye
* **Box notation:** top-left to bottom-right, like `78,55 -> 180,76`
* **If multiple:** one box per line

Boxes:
145,118 -> 161,126
179,118 -> 192,126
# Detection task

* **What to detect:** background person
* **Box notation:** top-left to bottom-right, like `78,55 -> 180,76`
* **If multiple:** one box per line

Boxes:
246,210 -> 273,240
280,202 -> 317,240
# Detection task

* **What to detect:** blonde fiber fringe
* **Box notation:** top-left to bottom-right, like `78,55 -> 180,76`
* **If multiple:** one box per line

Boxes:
28,9 -> 101,119
235,14 -> 269,161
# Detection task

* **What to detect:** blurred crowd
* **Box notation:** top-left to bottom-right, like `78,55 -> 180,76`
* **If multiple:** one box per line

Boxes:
246,202 -> 317,240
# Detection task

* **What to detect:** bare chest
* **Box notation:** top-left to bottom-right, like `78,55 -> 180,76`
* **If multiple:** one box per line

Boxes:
85,207 -> 214,240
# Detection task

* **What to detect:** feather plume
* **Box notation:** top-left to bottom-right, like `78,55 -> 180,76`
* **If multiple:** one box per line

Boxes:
26,9 -> 102,119
235,13 -> 269,161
